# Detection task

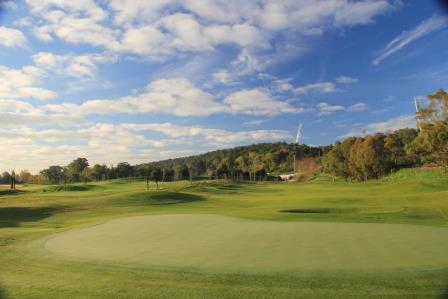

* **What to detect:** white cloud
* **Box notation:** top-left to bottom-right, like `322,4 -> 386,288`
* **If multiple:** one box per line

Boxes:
224,88 -> 303,116
120,25 -> 167,55
373,15 -> 448,65
44,79 -> 305,117
0,1 -> 17,9
243,119 -> 265,126
32,26 -> 53,41
45,78 -> 226,117
0,65 -> 56,100
32,52 -> 116,79
23,0 -> 394,59
347,102 -> 367,112
294,82 -> 336,94
273,79 -> 294,92
213,69 -> 235,85
318,102 -> 344,116
335,76 -> 359,84
332,0 -> 392,27
108,0 -> 171,25
183,0 -> 253,23
366,115 -> 416,133
0,27 -> 27,48
26,0 -> 107,20
203,23 -> 267,48
121,122 -> 292,144
255,0 -> 393,31
0,99 -> 86,126
341,115 -> 416,138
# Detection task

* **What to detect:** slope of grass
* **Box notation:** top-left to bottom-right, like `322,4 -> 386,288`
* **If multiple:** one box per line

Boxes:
0,173 -> 447,298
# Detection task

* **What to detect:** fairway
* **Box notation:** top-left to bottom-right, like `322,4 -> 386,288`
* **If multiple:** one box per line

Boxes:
44,214 -> 448,273
2,171 -> 448,298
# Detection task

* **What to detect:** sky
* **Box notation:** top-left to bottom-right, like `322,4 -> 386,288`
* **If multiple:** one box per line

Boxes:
0,0 -> 447,173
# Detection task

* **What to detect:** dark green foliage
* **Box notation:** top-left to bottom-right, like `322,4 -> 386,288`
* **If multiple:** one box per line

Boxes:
407,88 -> 448,169
116,162 -> 133,178
67,158 -> 89,182
385,128 -> 419,168
139,142 -> 329,182
40,166 -> 64,184
91,164 -> 108,181
322,88 -> 448,180
151,167 -> 163,190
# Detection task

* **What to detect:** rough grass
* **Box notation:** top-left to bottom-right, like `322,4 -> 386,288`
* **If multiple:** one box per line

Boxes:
0,171 -> 448,298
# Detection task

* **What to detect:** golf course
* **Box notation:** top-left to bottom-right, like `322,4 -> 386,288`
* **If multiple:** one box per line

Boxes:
0,169 -> 447,298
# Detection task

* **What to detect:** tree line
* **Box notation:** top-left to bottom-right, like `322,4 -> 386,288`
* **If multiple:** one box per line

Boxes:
35,143 -> 329,185
322,89 -> 448,181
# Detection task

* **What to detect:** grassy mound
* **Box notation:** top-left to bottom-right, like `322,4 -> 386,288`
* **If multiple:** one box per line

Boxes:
386,167 -> 447,181
44,185 -> 97,192
126,191 -> 206,205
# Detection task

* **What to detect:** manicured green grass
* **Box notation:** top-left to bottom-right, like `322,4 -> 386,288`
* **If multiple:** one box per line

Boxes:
0,169 -> 448,298
44,214 -> 448,273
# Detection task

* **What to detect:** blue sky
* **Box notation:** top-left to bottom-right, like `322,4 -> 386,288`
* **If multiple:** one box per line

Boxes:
0,0 -> 447,172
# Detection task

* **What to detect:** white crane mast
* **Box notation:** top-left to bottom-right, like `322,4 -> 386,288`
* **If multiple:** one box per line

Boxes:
414,97 -> 422,131
293,123 -> 303,173
295,123 -> 303,144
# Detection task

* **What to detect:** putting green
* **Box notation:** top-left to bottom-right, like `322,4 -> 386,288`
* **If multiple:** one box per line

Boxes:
44,214 -> 448,273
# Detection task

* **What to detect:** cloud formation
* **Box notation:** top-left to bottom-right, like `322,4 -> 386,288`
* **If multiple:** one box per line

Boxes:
0,65 -> 56,100
373,14 -> 448,65
0,26 -> 27,47
24,0 -> 394,59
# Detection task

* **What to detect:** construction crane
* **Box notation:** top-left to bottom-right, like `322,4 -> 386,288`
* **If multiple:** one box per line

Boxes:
414,97 -> 422,131
294,124 -> 303,173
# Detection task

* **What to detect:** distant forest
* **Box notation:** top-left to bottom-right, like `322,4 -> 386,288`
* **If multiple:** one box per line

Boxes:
1,89 -> 447,186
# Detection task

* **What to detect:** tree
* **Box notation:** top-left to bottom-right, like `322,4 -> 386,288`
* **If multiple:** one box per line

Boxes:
18,170 -> 32,183
173,163 -> 186,181
407,121 -> 448,168
348,138 -> 364,181
116,162 -> 133,178
418,88 -> 448,124
80,167 -> 93,185
67,158 -> 89,182
235,155 -> 249,182
151,167 -> 163,190
186,159 -> 197,184
357,134 -> 388,180
321,142 -> 345,180
145,165 -> 153,190
91,164 -> 108,181
408,89 -> 448,169
10,170 -> 16,190
41,166 -> 64,184
385,128 -> 418,168
248,152 -> 264,181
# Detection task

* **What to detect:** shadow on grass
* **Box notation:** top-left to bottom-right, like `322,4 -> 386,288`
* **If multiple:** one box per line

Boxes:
0,189 -> 27,196
183,182 -> 252,194
280,208 -> 357,214
442,284 -> 448,299
127,191 -> 206,205
0,286 -> 7,299
0,206 -> 60,228
280,208 -> 331,214
44,185 -> 99,192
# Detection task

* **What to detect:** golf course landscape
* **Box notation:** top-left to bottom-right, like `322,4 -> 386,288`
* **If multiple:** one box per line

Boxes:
1,168 -> 447,298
